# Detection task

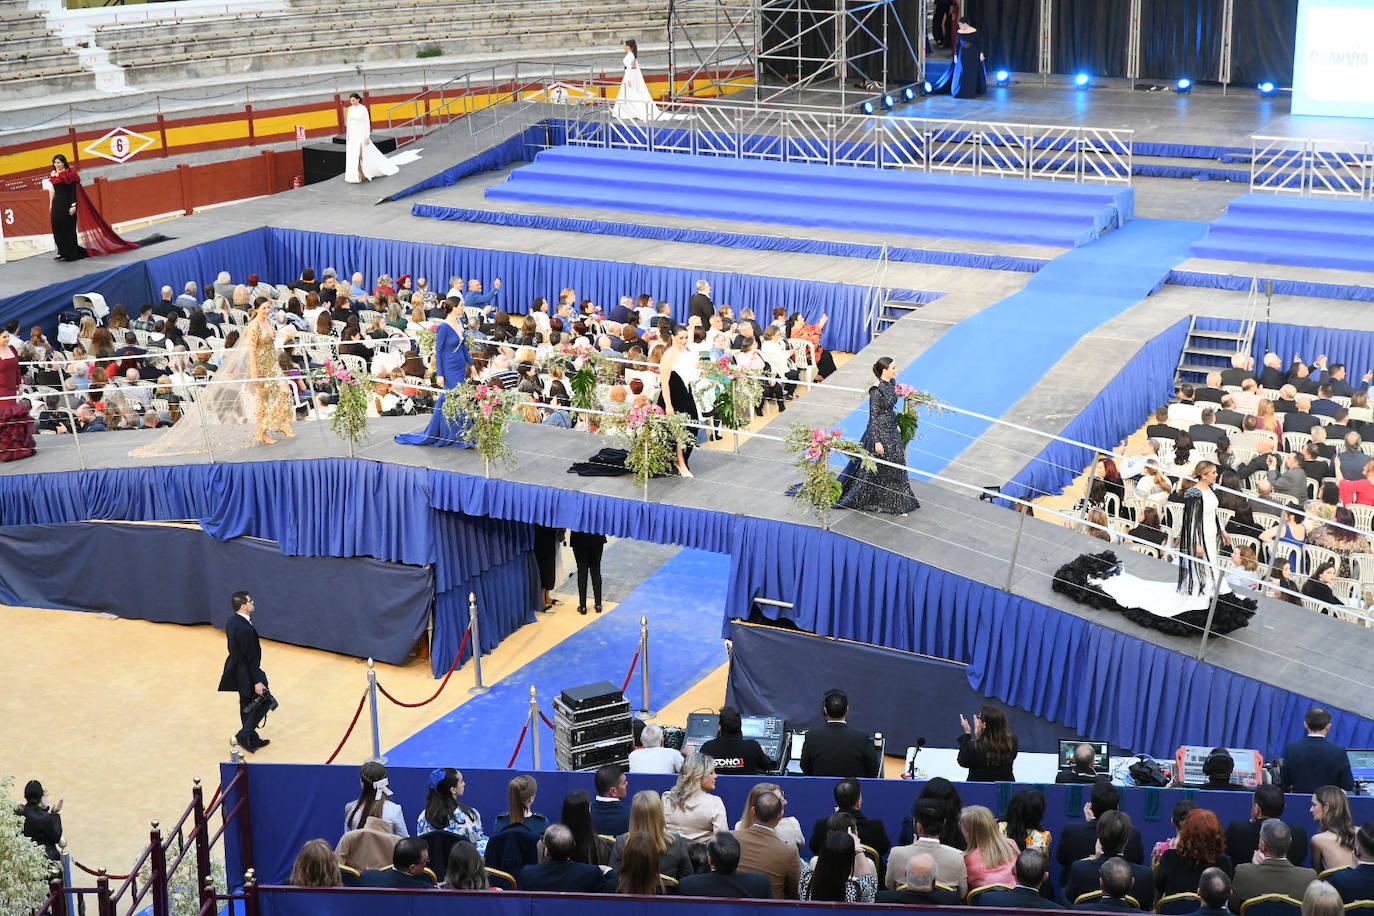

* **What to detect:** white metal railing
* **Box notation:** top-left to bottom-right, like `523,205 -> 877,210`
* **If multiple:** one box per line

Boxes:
1250,135 -> 1374,200
551,98 -> 1135,185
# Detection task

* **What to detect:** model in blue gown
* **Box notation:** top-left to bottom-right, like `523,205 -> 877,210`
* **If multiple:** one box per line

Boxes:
394,318 -> 474,448
929,20 -> 987,99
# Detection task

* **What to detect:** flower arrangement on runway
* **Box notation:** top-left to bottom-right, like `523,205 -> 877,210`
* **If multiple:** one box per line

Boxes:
446,382 -> 523,471
601,402 -> 691,491
317,360 -> 373,447
784,424 -> 873,528
703,357 -> 765,431
894,381 -> 941,446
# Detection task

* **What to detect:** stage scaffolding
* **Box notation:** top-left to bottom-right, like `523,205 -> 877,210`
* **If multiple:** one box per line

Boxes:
668,0 -> 923,110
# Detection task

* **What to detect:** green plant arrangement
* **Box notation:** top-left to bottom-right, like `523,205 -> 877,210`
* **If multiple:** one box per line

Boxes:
445,382 -> 523,471
783,423 -> 874,529
601,402 -> 691,492
547,343 -> 616,417
893,382 -> 942,446
417,46 -> 442,59
0,775 -> 55,914
702,357 -> 765,431
414,326 -> 436,362
318,360 -> 373,448
140,851 -> 228,916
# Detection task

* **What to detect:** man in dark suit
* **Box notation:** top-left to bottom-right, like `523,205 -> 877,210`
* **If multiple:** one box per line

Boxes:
1259,353 -> 1287,390
733,791 -> 801,899
973,850 -> 1065,909
516,823 -> 618,892
17,780 -> 63,860
1193,373 -> 1227,405
799,689 -> 879,778
1225,785 -> 1310,869
1193,867 -> 1235,916
1315,359 -> 1357,399
807,778 -> 891,861
1301,443 -> 1334,485
1058,783 -> 1145,885
1325,823 -> 1374,904
1056,743 -> 1105,784
358,837 -> 435,888
1312,383 -> 1341,418
590,765 -> 629,838
1221,355 -> 1257,387
688,279 -> 715,326
1281,706 -> 1354,793
1215,396 -> 1248,431
1284,398 -> 1322,436
700,705 -> 773,775
1074,857 -> 1145,911
1189,409 -> 1228,446
217,591 -> 271,752
1146,406 -> 1182,441
678,832 -> 773,898
1230,820 -> 1317,909
1065,811 -> 1152,908
876,852 -> 963,905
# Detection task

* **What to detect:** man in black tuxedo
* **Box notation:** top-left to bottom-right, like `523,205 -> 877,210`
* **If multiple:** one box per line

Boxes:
1284,398 -> 1321,436
1300,443 -> 1334,485
218,591 -> 271,752
1316,359 -> 1357,399
1224,784 -> 1310,868
1065,811 -> 1153,909
1272,386 -> 1299,415
358,837 -> 435,888
678,832 -> 773,898
807,778 -> 891,861
1281,706 -> 1354,793
1073,857 -> 1145,911
516,823 -> 618,892
1220,355 -> 1256,387
689,279 -> 715,326
1312,383 -> 1341,418
590,765 -> 629,838
799,689 -> 879,778
1325,823 -> 1374,904
1058,782 -> 1144,885
1193,373 -> 1226,405
876,853 -> 963,905
974,850 -> 1065,909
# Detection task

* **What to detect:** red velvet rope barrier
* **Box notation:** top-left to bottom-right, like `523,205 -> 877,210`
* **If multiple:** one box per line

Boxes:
323,690 -> 369,765
538,710 -> 555,729
621,647 -> 641,694
506,720 -> 530,768
73,860 -> 131,880
376,626 -> 471,708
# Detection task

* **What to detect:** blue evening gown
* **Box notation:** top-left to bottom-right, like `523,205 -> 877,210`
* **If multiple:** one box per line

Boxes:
394,321 -> 474,448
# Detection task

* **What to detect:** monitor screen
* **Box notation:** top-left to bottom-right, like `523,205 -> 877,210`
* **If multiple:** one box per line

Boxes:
741,716 -> 769,738
1059,739 -> 1110,772
1348,749 -> 1374,772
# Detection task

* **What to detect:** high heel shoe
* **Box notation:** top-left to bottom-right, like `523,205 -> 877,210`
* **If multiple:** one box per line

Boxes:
577,606 -> 587,615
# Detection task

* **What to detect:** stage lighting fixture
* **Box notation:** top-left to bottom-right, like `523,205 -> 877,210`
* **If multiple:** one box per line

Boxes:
860,99 -> 876,115
882,93 -> 895,109
902,85 -> 916,101
923,81 -> 933,94
1175,78 -> 1192,93
1258,81 -> 1277,97
1074,73 -> 1090,88
994,69 -> 1010,85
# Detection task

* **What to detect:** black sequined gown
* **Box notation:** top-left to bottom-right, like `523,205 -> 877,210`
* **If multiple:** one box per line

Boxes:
836,379 -> 920,515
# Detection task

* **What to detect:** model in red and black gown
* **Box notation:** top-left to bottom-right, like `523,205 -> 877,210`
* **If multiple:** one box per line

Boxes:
46,154 -> 137,261
0,330 -> 36,462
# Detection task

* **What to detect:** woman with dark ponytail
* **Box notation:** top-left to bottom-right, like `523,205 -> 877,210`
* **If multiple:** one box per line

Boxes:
417,767 -> 486,845
835,356 -> 920,515
342,760 -> 408,836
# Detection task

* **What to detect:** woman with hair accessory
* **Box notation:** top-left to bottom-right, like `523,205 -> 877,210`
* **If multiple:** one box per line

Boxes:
343,760 -> 408,837
44,154 -> 137,261
417,767 -> 487,849
835,356 -> 920,516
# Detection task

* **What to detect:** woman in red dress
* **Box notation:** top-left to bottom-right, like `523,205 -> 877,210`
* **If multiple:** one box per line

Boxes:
0,329 -> 37,461
46,155 -> 137,261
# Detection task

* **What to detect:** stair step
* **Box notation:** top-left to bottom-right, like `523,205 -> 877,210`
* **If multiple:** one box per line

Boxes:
1188,329 -> 1248,342
1185,345 -> 1247,358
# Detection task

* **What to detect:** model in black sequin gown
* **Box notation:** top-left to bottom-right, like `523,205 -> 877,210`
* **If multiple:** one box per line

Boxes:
836,378 -> 920,515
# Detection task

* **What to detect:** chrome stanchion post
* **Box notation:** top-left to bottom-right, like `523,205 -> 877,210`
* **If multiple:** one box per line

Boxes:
366,658 -> 385,763
468,591 -> 488,695
1195,575 -> 1224,661
528,686 -> 541,769
1003,509 -> 1026,593
68,407 -> 86,470
638,615 -> 654,718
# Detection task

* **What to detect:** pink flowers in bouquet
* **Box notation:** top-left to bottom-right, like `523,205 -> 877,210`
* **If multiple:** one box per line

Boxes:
801,427 -> 843,462
323,359 -> 356,385
894,382 -> 915,398
624,402 -> 664,431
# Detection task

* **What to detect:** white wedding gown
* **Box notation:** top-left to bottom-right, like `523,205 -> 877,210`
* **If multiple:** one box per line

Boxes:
612,52 -> 662,120
345,104 -> 400,183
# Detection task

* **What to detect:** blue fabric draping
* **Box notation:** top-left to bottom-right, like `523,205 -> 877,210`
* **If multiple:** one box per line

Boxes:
1000,317 -> 1190,504
431,551 -> 540,671
0,260 -> 155,345
1244,322 -> 1374,383
411,202 -> 1046,275
386,127 -> 544,202
142,227 -> 274,295
222,761 -> 1374,888
1167,269 -> 1374,304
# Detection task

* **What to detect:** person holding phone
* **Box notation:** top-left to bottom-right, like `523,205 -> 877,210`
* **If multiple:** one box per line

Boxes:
18,780 -> 64,860
956,704 -> 1018,782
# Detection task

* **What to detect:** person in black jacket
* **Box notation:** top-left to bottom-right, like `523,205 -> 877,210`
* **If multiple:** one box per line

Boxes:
516,824 -> 618,892
16,780 -> 63,860
1058,782 -> 1145,884
569,530 -> 607,615
807,778 -> 891,861
217,591 -> 271,752
677,832 -> 772,898
799,689 -> 879,778
1073,856 -> 1146,911
590,765 -> 630,838
1325,823 -> 1374,904
1065,811 -> 1154,909
1282,706 -> 1355,793
700,706 -> 772,775
1056,743 -> 1106,784
688,280 -> 715,326
957,704 -> 1018,782
876,853 -> 963,905
358,837 -> 435,888
973,849 -> 1066,910
1224,785 -> 1310,869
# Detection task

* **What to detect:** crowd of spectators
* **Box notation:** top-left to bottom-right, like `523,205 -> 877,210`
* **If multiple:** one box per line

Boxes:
1079,354 -> 1374,617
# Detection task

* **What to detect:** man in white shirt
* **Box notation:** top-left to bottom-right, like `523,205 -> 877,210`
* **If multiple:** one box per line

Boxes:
627,724 -> 684,774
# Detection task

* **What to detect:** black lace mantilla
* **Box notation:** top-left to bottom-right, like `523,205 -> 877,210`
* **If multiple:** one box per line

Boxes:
1052,551 -> 1257,638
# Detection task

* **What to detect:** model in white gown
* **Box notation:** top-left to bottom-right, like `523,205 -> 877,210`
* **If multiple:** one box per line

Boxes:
344,93 -> 399,183
612,40 -> 662,121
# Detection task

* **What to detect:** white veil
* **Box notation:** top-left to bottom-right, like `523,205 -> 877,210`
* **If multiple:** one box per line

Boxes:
130,324 -> 269,458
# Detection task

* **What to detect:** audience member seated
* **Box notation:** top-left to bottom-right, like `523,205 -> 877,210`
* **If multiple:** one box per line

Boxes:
734,782 -> 804,851
1075,856 -> 1146,912
609,790 -> 693,881
1127,508 -> 1169,552
1190,409 -> 1228,446
336,805 -> 401,873
1222,354 -> 1256,387
1302,562 -> 1347,610
343,761 -> 407,838
875,852 -> 962,905
1226,785 -> 1311,869
972,849 -> 1064,909
1226,548 -> 1263,592
494,774 -> 548,837
1309,508 -> 1371,576
16,780 -> 63,860
801,815 -> 877,902
1230,819 -> 1317,908
1066,811 -> 1154,908
1310,786 -> 1359,872
1226,504 -> 1265,540
616,831 -> 664,895
957,705 -> 1019,782
678,831 -> 773,899
440,839 -> 492,891
416,767 -> 485,845
800,688 -> 880,778
590,765 -> 630,838
1135,466 -> 1174,506
1147,406 -> 1182,441
1156,809 -> 1233,900
1340,461 -> 1374,507
807,778 -> 891,862
1218,395 -> 1248,431
662,753 -> 727,844
1193,866 -> 1234,916
1058,743 -> 1107,785
962,805 -> 1020,890
699,705 -> 773,775
627,724 -> 684,774
517,823 -> 617,893
563,790 -> 611,866
1304,880 -> 1345,916
1060,782 -> 1145,882
888,797 -> 969,895
1194,373 -> 1226,405
358,836 -> 435,889
733,788 -> 802,899
287,838 -> 342,887
1199,748 -> 1249,792
1000,789 -> 1052,854
1324,822 -> 1374,904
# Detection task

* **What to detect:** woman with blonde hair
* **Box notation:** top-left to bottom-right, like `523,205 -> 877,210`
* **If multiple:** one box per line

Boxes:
661,753 -> 727,844
494,774 -> 548,837
960,805 -> 1018,888
231,284 -> 252,309
616,831 -> 663,895
1255,397 -> 1283,437
288,838 -> 342,887
735,782 -> 805,849
1303,881 -> 1344,916
1310,786 -> 1358,871
609,789 -> 693,879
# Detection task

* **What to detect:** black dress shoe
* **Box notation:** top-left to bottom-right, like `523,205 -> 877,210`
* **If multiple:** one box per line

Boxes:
251,738 -> 270,750
577,606 -> 587,615
594,605 -> 604,614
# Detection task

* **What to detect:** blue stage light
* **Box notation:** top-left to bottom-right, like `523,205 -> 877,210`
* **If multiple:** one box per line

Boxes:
1074,73 -> 1090,88
923,81 -> 933,94
902,85 -> 916,101
1175,77 -> 1192,93
861,99 -> 875,115
1258,80 -> 1277,97
994,69 -> 1010,85
882,93 -> 895,109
